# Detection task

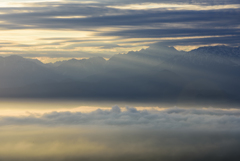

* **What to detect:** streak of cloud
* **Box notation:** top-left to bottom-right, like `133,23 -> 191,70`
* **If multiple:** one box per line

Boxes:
1,106 -> 240,130
0,0 -> 239,58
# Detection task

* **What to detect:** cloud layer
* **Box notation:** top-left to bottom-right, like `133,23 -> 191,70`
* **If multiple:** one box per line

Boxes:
1,106 -> 240,130
0,0 -> 239,59
1,105 -> 240,160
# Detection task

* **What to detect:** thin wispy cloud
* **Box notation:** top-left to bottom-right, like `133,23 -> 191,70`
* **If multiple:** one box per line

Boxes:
0,0 -> 239,60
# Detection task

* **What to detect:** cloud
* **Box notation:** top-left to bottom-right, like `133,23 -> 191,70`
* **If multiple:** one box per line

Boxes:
0,105 -> 240,160
1,106 -> 240,130
0,0 -> 240,58
1,124 -> 240,161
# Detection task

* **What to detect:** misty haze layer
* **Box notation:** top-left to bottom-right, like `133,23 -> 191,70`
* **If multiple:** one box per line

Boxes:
0,44 -> 240,106
0,106 -> 240,161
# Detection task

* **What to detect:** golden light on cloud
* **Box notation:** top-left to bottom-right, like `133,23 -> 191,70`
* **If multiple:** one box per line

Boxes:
0,0 -> 239,160
0,99 -> 166,117
0,0 -> 238,59
0,2 -> 23,7
28,56 -> 94,63
0,29 -> 91,42
0,25 -> 232,60
108,3 -> 240,10
174,44 -> 229,51
0,29 -> 94,52
51,16 -> 88,19
0,0 -> 60,6
121,35 -> 232,42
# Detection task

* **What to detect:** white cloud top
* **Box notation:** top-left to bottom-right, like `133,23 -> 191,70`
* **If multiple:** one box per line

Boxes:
1,106 -> 240,130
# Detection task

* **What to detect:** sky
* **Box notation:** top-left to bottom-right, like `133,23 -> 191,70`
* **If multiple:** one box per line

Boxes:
1,1 -> 240,160
0,0 -> 240,62
0,104 -> 240,160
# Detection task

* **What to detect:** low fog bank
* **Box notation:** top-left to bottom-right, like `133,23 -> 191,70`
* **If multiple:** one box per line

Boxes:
0,125 -> 240,161
0,106 -> 240,160
1,106 -> 240,130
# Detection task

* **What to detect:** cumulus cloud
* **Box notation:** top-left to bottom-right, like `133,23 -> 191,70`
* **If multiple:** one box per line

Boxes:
1,106 -> 240,131
0,105 -> 240,160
